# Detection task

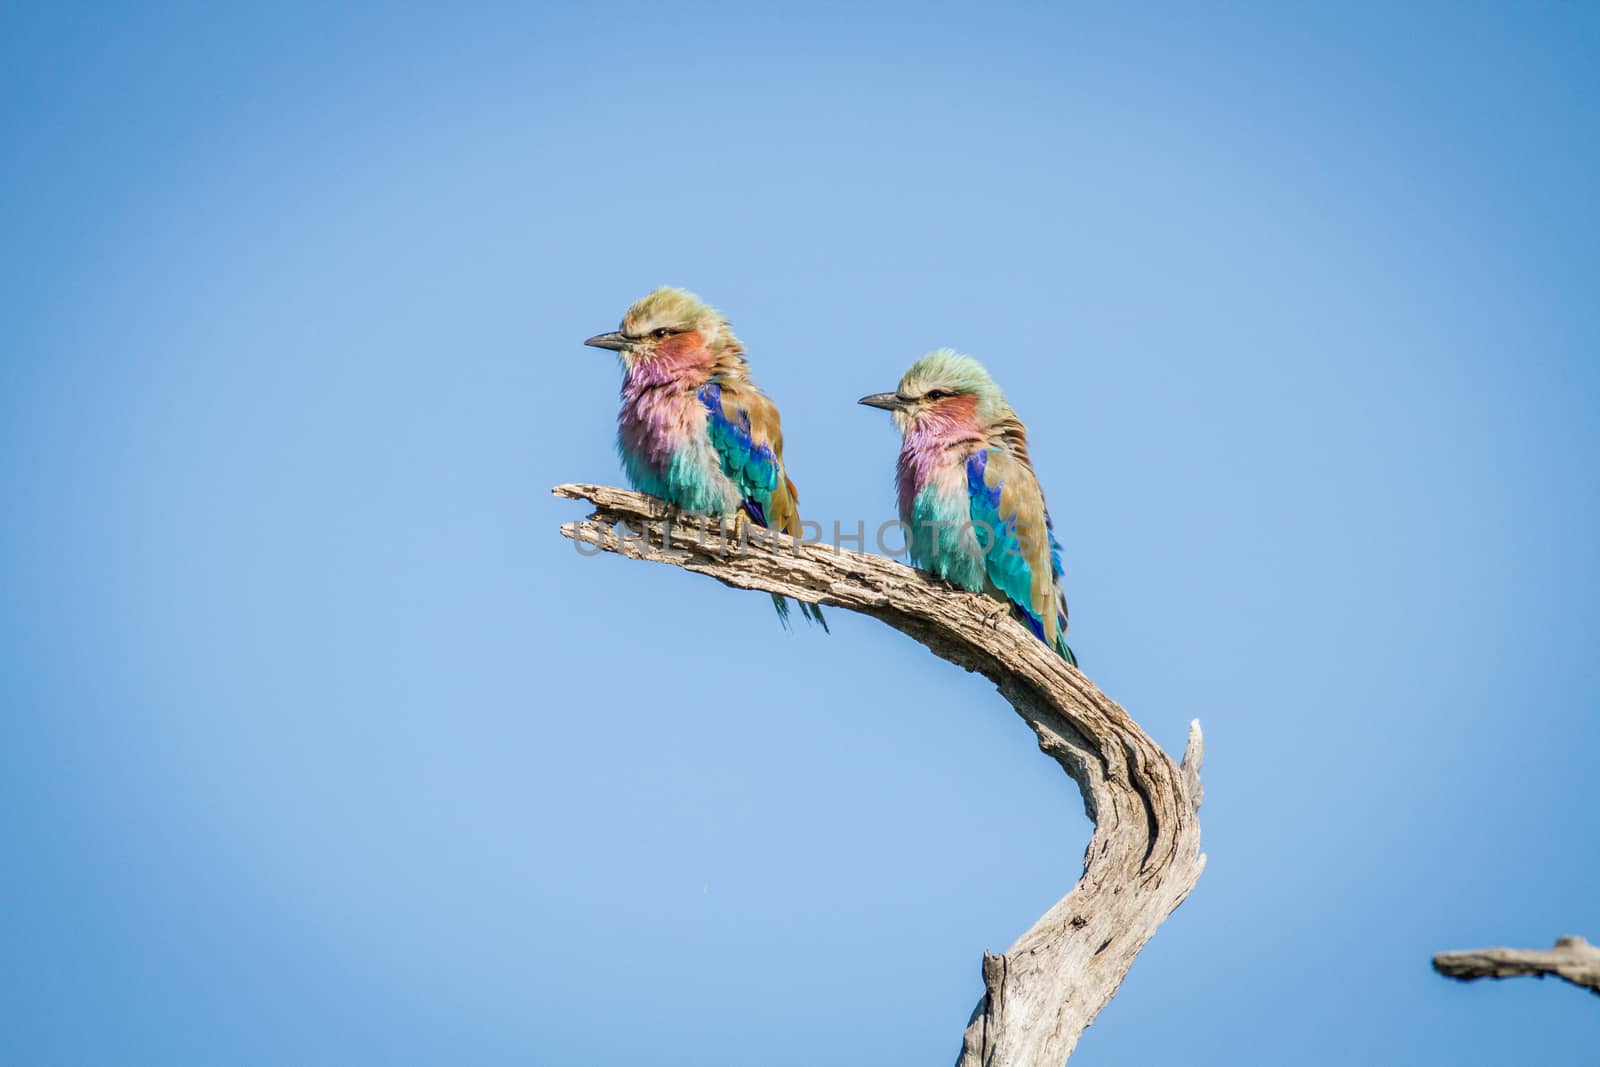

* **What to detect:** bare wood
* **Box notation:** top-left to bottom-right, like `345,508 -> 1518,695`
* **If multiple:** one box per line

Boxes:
554,483 -> 1206,1065
1434,936 -> 1600,996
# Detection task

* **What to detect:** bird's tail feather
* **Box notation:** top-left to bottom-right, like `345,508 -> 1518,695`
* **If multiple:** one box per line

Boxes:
770,594 -> 829,633
767,477 -> 826,632
799,600 -> 829,633
1057,634 -> 1079,668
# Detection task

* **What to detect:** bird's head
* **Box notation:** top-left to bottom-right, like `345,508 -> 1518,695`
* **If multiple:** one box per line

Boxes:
584,287 -> 743,368
858,348 -> 1011,435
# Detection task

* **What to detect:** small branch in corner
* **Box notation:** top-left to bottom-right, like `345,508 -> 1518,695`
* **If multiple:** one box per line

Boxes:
1433,936 -> 1600,997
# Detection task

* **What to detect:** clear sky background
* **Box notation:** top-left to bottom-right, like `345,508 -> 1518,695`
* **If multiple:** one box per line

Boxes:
4,3 -> 1598,1064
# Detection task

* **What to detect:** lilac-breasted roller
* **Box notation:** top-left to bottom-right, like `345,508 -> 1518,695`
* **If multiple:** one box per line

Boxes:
859,349 -> 1076,665
585,287 -> 826,630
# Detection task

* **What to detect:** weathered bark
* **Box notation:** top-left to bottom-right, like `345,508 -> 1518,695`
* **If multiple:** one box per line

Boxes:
1434,936 -> 1600,997
555,483 -> 1207,1065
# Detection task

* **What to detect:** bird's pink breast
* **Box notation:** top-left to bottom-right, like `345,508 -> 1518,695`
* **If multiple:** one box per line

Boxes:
894,396 -> 984,518
616,342 -> 717,468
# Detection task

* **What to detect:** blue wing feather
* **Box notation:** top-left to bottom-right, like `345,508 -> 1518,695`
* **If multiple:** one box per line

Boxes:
967,449 -> 1076,665
700,382 -> 779,524
698,381 -> 827,632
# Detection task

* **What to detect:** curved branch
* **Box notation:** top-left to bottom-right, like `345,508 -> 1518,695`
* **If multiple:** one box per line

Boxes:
554,483 -> 1207,1065
1434,936 -> 1600,997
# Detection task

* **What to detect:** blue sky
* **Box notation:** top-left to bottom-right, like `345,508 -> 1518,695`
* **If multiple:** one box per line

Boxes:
4,2 -> 1598,1063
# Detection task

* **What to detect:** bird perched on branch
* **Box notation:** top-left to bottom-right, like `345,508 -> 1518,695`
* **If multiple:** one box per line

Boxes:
859,350 -> 1075,665
585,287 -> 826,630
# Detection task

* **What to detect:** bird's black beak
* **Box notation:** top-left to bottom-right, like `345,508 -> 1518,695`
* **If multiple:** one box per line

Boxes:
857,392 -> 904,411
584,331 -> 629,351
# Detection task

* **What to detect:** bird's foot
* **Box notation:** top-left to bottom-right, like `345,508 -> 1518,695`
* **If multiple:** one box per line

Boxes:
982,603 -> 1009,630
722,510 -> 750,551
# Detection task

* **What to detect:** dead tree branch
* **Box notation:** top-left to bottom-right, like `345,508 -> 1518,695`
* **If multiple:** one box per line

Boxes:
1434,936 -> 1600,997
555,483 -> 1207,1065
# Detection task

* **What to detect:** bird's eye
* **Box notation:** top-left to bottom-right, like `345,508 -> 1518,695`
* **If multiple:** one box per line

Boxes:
652,327 -> 674,339
924,389 -> 954,400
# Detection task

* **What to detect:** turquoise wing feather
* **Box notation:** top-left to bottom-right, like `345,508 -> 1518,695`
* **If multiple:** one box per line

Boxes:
966,448 -> 1076,666
698,379 -> 827,631
699,380 -> 781,525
